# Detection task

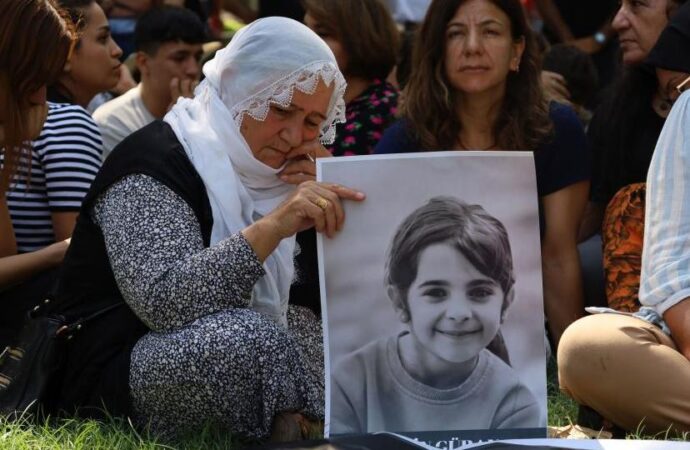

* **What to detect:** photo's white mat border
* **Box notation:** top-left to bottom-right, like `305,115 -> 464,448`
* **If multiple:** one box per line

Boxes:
316,151 -> 547,437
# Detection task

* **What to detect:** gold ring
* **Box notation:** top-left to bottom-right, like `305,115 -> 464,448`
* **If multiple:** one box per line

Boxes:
315,197 -> 329,211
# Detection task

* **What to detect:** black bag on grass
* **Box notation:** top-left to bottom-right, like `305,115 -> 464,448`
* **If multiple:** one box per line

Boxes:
0,299 -> 124,418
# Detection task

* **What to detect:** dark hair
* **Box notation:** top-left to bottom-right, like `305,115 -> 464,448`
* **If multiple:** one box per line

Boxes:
403,0 -> 552,151
302,0 -> 399,80
543,44 -> 598,107
56,0 -> 95,47
591,0 -> 688,203
385,197 -> 515,312
135,6 -> 207,55
0,0 -> 75,191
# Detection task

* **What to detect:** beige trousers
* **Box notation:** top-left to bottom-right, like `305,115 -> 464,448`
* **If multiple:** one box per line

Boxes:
558,314 -> 690,434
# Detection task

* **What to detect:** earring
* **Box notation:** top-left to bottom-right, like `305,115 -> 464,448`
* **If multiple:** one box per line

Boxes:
398,309 -> 410,323
512,57 -> 521,73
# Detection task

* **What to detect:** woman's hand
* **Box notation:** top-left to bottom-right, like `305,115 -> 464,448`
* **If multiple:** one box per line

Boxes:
541,70 -> 571,106
268,181 -> 365,239
242,181 -> 365,262
279,140 -> 332,185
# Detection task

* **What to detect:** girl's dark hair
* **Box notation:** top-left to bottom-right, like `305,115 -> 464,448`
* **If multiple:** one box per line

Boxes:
302,0 -> 400,80
0,0 -> 75,191
403,0 -> 552,151
385,196 -> 515,310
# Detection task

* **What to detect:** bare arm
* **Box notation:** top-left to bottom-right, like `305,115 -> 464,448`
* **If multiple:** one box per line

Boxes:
541,180 -> 589,348
0,198 -> 68,289
51,211 -> 78,242
0,197 -> 17,257
0,240 -> 69,290
577,201 -> 605,243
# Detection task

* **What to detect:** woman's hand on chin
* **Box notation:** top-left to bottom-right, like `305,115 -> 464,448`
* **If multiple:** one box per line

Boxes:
279,140 -> 332,185
268,181 -> 365,239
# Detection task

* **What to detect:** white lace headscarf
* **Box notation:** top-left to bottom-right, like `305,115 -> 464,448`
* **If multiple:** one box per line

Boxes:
164,17 -> 346,327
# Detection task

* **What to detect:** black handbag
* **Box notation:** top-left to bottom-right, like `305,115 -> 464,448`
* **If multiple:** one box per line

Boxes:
0,298 -> 123,418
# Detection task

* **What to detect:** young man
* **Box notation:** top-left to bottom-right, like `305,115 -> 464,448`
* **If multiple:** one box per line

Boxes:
94,6 -> 206,159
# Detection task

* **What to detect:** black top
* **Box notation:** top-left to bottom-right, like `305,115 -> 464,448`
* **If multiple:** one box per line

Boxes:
374,102 -> 590,197
374,102 -> 591,235
588,102 -> 665,204
50,121 -> 213,418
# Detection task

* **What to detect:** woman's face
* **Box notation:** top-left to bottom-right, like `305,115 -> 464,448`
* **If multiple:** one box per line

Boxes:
402,242 -> 505,365
0,75 -> 48,145
65,2 -> 122,96
304,13 -> 349,74
443,0 -> 524,98
240,79 -> 334,169
613,0 -> 673,66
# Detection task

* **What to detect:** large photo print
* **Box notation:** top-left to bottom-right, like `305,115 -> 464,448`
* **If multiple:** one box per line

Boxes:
317,152 -> 547,447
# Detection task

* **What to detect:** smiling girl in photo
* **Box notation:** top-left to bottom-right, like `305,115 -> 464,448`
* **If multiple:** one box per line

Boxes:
330,196 -> 540,434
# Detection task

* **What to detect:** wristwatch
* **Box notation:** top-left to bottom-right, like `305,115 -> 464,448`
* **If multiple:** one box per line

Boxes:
594,31 -> 607,45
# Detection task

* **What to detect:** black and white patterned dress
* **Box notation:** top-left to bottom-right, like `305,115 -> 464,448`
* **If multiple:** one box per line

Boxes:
91,173 -> 324,438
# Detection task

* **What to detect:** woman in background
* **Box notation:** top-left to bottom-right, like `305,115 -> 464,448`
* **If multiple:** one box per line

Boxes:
375,0 -> 590,349
304,0 -> 400,156
0,0 -> 76,348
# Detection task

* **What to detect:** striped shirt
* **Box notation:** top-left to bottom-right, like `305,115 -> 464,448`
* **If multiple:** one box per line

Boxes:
639,90 -> 690,317
4,103 -> 102,253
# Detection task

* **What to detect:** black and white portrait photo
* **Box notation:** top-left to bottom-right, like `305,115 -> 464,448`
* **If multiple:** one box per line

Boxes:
317,152 -> 547,446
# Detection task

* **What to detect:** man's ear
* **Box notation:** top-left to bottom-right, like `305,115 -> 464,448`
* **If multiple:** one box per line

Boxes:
136,51 -> 150,77
500,286 -> 516,323
387,285 -> 410,323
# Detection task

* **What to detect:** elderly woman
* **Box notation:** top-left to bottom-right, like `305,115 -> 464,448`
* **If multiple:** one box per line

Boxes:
48,17 -> 363,440
375,0 -> 590,348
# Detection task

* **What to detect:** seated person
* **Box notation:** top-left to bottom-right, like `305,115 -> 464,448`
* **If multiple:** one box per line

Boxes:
375,0 -> 590,349
48,17 -> 365,441
93,6 -> 206,158
330,197 -> 540,434
558,1 -> 690,434
599,3 -> 690,313
303,0 -> 399,156
0,0 -> 76,349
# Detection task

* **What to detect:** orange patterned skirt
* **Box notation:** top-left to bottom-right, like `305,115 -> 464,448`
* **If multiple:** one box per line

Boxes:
602,183 -> 646,312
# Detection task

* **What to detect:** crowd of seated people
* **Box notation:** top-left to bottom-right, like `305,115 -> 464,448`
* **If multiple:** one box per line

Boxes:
4,0 -> 690,443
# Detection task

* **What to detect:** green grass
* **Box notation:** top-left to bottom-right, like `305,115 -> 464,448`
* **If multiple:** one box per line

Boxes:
0,415 -> 250,450
0,362 -> 684,449
546,357 -> 578,428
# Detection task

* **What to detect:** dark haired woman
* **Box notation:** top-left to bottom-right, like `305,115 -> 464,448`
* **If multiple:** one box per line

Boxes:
375,0 -> 590,348
304,0 -> 400,156
49,0 -> 124,107
5,0 -> 120,258
0,0 -> 76,347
